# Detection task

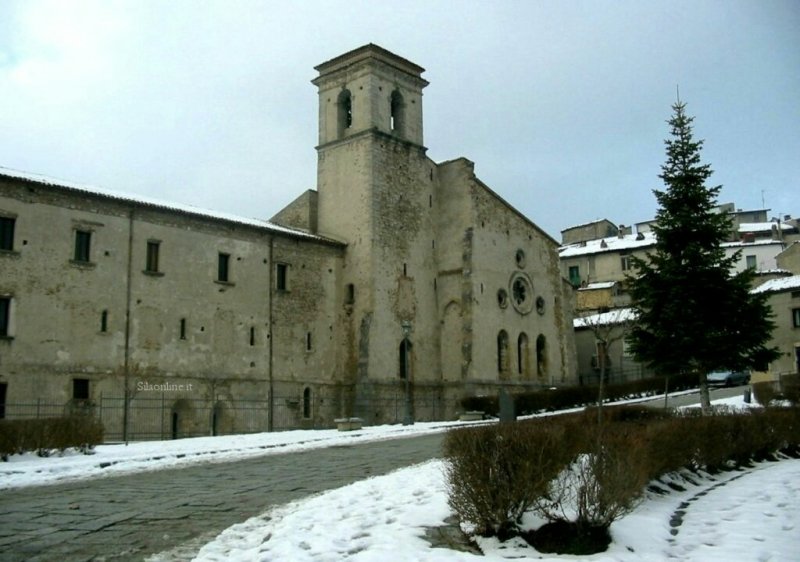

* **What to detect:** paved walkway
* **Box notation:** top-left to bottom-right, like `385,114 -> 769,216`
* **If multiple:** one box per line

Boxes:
0,433 -> 444,562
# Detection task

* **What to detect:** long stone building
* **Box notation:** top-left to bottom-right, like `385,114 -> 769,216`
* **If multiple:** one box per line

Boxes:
0,44 -> 577,438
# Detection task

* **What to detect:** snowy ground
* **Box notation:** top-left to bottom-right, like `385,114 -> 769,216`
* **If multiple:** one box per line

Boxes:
186,457 -> 799,562
183,393 -> 798,562
6,390 -> 792,561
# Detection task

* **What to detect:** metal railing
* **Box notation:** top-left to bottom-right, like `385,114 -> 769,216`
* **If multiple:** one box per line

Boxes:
0,395 -> 321,442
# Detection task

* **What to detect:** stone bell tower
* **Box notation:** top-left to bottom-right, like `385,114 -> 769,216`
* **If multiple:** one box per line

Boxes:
312,43 -> 427,151
312,45 -> 439,416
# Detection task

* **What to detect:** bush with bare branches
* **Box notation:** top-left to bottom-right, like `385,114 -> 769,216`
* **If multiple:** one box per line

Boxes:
443,420 -> 578,537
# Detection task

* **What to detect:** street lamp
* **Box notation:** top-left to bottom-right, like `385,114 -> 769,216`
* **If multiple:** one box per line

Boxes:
401,320 -> 414,426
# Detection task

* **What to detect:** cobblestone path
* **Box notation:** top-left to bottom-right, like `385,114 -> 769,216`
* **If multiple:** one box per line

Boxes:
0,433 -> 444,562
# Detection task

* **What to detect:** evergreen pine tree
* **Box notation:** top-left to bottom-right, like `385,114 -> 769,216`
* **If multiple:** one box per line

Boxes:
628,101 -> 779,411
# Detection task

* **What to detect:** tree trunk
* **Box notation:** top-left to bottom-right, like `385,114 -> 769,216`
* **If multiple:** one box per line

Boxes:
597,365 -> 605,425
698,371 -> 711,414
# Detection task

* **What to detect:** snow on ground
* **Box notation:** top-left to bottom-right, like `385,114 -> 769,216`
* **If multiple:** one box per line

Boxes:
6,391 -> 792,561
187,457 -> 800,562
185,392 -> 797,562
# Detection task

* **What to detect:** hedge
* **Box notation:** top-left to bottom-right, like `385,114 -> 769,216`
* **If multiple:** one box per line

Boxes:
0,415 -> 104,460
461,372 -> 698,416
444,406 -> 800,543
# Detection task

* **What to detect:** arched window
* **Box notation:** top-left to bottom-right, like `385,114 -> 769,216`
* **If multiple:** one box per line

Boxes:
303,387 -> 312,419
337,89 -> 352,138
536,334 -> 547,377
497,330 -> 509,373
518,332 -> 529,376
390,89 -> 405,135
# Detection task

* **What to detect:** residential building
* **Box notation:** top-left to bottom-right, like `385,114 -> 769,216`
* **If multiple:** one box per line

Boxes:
751,276 -> 800,381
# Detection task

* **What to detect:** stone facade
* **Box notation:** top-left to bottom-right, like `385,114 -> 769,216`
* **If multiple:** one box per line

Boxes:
0,174 -> 346,435
0,44 -> 577,435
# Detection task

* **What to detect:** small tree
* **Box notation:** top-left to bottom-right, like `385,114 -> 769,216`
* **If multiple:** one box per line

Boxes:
628,101 -> 779,412
580,308 -> 637,423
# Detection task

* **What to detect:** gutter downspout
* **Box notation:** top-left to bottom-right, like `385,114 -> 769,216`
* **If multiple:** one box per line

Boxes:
123,208 -> 135,444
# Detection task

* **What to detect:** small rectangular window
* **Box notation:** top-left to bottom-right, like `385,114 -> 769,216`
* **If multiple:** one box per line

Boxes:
745,255 -> 757,269
0,217 -> 15,251
73,378 -> 89,400
306,332 -> 312,351
793,308 -> 800,329
345,283 -> 355,305
250,326 -> 255,346
620,255 -> 632,271
100,310 -> 108,332
0,297 -> 10,337
276,263 -> 288,291
568,265 -> 581,287
74,230 -> 91,262
218,253 -> 230,282
146,241 -> 160,273
180,318 -> 187,340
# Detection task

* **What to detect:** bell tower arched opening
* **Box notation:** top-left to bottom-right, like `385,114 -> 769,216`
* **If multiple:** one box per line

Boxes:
337,89 -> 353,139
390,89 -> 405,136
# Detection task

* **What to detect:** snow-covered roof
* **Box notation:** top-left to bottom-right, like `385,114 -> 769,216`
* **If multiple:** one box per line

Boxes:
751,275 -> 800,294
0,166 -> 340,245
578,281 -> 617,291
721,239 -> 786,248
559,231 -> 656,258
574,307 -> 637,329
738,222 -> 794,233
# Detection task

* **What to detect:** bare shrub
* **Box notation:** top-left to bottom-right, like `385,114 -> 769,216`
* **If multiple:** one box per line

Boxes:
780,375 -> 800,406
643,418 -> 698,477
443,421 -> 576,536
752,381 -> 778,407
0,415 -> 103,460
536,424 -> 652,531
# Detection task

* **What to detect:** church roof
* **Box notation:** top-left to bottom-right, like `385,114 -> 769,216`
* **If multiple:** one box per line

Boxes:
0,166 -> 342,245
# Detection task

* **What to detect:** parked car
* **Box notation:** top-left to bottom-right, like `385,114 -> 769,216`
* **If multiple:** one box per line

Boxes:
707,370 -> 751,387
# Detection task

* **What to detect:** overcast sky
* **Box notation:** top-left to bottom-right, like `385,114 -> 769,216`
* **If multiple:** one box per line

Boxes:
1,0 -> 797,239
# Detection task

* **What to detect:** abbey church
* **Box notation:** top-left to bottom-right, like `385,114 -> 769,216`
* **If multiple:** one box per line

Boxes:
0,45 -> 577,437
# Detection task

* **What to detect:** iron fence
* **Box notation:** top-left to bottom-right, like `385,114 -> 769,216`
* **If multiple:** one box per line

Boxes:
0,394 -> 324,442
